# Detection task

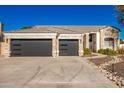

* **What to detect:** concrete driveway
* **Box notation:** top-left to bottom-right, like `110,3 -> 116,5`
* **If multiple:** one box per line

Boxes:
0,56 -> 117,88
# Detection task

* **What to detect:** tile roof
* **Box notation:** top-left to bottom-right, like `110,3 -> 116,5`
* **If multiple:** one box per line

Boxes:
8,26 -> 108,34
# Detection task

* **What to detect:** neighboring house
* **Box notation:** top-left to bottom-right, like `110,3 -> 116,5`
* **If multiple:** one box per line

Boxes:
120,44 -> 124,48
119,40 -> 124,48
0,23 -> 120,57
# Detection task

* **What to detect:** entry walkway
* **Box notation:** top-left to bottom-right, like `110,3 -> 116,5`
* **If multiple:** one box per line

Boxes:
0,57 -> 117,88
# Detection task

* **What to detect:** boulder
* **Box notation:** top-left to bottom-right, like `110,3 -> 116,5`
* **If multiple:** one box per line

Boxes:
109,74 -> 113,80
105,72 -> 109,78
115,76 -> 123,87
113,76 -> 117,82
121,79 -> 124,86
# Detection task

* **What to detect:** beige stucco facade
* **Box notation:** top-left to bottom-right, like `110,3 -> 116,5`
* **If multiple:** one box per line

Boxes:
100,26 -> 119,50
0,23 -> 120,57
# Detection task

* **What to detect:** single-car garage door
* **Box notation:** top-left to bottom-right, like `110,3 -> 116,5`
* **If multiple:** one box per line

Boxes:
11,39 -> 52,56
59,39 -> 79,56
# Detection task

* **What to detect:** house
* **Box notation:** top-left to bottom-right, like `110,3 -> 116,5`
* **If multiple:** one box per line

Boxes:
119,39 -> 124,48
0,23 -> 120,57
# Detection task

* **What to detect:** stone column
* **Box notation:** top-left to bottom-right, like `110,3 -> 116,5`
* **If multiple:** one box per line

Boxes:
4,38 -> 11,57
56,39 -> 59,57
85,33 -> 89,48
96,32 -> 100,52
52,38 -> 57,58
79,34 -> 84,56
99,31 -> 103,49
92,33 -> 96,52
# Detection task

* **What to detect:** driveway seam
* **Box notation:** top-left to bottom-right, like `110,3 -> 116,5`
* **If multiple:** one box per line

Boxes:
68,64 -> 84,82
22,61 -> 54,87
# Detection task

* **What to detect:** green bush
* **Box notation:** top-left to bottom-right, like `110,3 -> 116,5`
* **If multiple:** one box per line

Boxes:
117,48 -> 124,54
98,49 -> 105,54
83,48 -> 91,55
98,48 -> 117,56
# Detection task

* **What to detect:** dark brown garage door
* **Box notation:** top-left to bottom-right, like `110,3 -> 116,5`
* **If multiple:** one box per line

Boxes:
59,39 -> 79,56
11,39 -> 52,56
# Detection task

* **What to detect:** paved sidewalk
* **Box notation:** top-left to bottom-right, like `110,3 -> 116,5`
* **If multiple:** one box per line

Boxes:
0,57 -> 118,88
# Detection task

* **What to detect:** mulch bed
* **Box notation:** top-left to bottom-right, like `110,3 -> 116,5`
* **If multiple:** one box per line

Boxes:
104,62 -> 124,78
88,57 -> 112,66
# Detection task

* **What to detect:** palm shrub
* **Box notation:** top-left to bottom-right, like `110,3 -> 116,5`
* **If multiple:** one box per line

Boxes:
83,48 -> 91,55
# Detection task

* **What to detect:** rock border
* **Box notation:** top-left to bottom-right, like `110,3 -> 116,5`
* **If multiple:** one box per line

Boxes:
88,56 -> 124,88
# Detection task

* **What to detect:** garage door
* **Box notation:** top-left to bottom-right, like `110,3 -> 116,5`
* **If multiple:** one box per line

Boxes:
59,39 -> 79,56
11,39 -> 52,56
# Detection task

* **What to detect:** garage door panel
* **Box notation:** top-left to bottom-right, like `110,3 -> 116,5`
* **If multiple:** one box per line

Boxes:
59,39 -> 78,56
11,39 -> 52,56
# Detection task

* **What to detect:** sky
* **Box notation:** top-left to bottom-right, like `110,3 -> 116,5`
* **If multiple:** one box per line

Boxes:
0,5 -> 124,39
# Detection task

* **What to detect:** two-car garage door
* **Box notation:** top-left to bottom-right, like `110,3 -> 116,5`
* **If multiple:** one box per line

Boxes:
11,39 -> 79,56
11,39 -> 52,56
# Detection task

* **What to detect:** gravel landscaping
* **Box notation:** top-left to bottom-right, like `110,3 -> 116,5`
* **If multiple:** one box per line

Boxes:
104,62 -> 124,78
89,55 -> 124,87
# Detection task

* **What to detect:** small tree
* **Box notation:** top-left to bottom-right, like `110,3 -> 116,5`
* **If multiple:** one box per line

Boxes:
116,5 -> 124,25
106,50 -> 117,73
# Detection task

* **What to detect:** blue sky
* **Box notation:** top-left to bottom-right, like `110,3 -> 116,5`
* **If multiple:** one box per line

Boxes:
0,5 -> 124,39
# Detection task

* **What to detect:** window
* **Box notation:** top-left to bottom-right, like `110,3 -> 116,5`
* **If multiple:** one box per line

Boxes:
104,38 -> 114,49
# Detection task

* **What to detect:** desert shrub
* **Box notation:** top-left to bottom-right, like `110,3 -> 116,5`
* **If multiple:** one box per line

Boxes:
117,48 -> 124,54
98,49 -> 105,54
98,48 -> 117,56
83,48 -> 91,55
106,48 -> 117,56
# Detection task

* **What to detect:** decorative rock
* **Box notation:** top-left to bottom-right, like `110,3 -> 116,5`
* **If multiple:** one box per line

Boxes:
98,66 -> 102,69
115,76 -> 120,81
121,79 -> 124,86
106,72 -> 110,78
119,77 -> 123,81
113,76 -> 117,82
118,81 -> 122,88
102,70 -> 107,74
114,72 -> 117,75
105,71 -> 109,75
101,69 -> 104,72
104,62 -> 109,66
115,76 -> 122,87
109,74 -> 113,80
